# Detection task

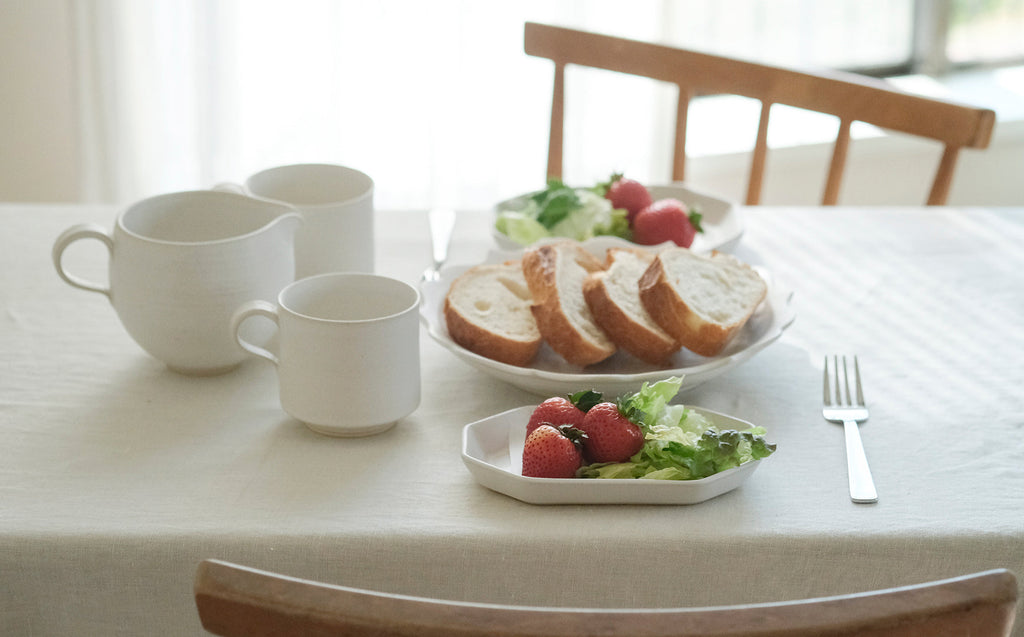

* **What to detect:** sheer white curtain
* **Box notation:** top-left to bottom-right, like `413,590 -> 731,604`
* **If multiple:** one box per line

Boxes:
73,0 -> 677,210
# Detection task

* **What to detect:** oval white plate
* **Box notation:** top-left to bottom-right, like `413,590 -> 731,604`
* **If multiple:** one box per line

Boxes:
419,236 -> 796,398
493,183 -> 743,253
462,405 -> 765,505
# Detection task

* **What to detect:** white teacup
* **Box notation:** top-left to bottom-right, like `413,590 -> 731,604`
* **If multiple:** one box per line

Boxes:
53,190 -> 302,375
224,163 -> 374,278
231,273 -> 421,437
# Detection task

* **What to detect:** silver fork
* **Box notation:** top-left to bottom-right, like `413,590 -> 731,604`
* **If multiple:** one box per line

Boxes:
823,355 -> 878,504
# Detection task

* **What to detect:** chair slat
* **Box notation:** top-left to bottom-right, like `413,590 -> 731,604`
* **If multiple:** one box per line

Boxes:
672,90 -> 691,183
824,118 -> 853,205
746,102 -> 772,205
928,145 -> 960,205
547,62 -> 566,180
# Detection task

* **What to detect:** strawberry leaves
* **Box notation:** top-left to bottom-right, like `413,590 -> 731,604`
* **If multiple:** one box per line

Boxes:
569,389 -> 603,412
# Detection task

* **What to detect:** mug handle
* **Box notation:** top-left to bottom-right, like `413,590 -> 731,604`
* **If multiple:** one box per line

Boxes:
230,300 -> 280,365
52,223 -> 114,298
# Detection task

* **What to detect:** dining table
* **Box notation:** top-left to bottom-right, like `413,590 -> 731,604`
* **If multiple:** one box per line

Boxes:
1,199 -> 1022,636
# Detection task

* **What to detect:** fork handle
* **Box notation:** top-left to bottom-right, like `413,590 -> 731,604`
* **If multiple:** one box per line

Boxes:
843,420 -> 878,503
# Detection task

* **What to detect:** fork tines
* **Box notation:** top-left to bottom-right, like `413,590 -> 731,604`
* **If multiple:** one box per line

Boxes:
823,355 -> 864,406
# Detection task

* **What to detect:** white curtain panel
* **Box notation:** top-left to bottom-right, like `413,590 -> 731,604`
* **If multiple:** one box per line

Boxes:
71,0 -> 678,210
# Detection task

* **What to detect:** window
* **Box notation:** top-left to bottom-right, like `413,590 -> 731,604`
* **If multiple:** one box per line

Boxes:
948,0 -> 1024,66
654,0 -> 1024,77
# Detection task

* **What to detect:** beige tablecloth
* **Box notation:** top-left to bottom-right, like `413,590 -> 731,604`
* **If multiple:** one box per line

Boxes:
2,203 -> 1022,635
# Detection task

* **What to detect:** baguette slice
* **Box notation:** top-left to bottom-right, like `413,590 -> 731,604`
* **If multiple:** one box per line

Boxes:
639,248 -> 767,357
444,261 -> 541,366
522,241 -> 616,367
583,248 -> 680,365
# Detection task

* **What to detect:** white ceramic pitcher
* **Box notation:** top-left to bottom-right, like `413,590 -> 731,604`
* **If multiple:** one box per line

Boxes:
53,190 -> 303,375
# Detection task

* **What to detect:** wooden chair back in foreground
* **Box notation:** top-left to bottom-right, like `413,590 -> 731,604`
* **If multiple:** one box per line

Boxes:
194,559 -> 1018,637
524,21 -> 996,206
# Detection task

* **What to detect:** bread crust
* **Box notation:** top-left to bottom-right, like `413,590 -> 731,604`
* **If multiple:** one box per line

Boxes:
639,251 -> 766,357
522,242 -> 616,367
583,250 -> 679,365
443,263 -> 541,367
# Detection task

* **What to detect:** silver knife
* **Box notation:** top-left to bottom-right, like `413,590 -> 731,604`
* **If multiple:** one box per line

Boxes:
423,208 -> 455,281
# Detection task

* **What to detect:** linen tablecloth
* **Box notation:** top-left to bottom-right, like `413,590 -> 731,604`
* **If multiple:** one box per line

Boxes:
1,203 -> 1022,635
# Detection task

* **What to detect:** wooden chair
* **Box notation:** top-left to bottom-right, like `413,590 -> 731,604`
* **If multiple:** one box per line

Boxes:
524,21 -> 996,205
194,559 -> 1018,636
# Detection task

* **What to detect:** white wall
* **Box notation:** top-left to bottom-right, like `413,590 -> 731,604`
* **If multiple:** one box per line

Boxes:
0,0 -> 80,202
687,120 -> 1024,206
0,1 -> 1020,206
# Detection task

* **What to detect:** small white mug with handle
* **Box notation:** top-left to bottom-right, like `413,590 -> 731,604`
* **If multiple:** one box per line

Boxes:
218,163 -> 374,278
231,272 -> 420,437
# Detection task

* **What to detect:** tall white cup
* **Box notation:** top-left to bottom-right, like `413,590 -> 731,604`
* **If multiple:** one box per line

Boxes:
231,273 -> 420,437
240,163 -> 374,278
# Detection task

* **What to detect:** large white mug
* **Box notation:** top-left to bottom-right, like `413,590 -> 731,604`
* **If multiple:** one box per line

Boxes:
223,163 -> 374,278
231,273 -> 421,437
53,190 -> 302,375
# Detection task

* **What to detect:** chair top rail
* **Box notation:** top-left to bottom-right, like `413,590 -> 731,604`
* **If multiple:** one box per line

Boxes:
196,559 -> 1019,637
524,22 -> 995,150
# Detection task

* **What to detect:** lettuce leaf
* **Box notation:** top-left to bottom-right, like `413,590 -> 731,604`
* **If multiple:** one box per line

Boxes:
577,377 -> 777,480
495,179 -> 631,245
495,211 -> 550,245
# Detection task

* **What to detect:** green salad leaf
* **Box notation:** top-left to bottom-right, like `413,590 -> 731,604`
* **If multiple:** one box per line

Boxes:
577,377 -> 777,480
530,178 -> 581,228
494,212 -> 549,245
495,178 -> 631,245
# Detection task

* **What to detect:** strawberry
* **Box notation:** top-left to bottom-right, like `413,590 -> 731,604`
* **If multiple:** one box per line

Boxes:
631,198 -> 704,247
525,390 -> 602,436
521,424 -> 586,478
526,397 -> 585,436
576,402 -> 644,463
604,175 -> 653,222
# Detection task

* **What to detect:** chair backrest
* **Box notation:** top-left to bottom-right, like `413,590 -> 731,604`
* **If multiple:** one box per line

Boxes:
194,559 -> 1018,637
524,21 -> 996,206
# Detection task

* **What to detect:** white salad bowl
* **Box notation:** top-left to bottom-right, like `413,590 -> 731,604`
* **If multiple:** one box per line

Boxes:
493,183 -> 743,253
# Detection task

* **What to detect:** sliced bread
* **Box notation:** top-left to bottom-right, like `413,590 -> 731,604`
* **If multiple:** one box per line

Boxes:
582,248 -> 680,365
639,248 -> 767,357
522,241 -> 616,366
444,261 -> 541,366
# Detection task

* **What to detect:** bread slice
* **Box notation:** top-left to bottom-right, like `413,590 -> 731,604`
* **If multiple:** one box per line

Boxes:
639,248 -> 767,357
583,248 -> 679,365
444,261 -> 541,366
522,241 -> 616,366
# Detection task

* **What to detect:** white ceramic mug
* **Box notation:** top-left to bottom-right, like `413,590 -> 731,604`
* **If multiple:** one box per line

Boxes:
53,190 -> 302,375
231,273 -> 421,437
222,164 -> 374,278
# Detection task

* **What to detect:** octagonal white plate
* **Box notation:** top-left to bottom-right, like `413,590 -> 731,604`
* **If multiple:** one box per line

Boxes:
462,405 -> 766,505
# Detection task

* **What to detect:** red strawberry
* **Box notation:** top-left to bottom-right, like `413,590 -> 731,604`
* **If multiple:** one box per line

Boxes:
605,176 -> 653,222
632,198 -> 704,247
521,424 -> 586,478
576,402 -> 644,463
526,397 -> 586,436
